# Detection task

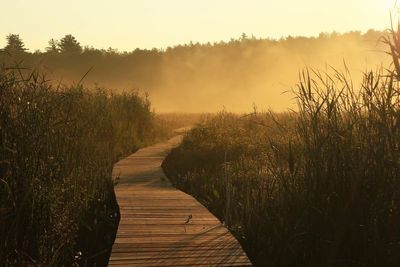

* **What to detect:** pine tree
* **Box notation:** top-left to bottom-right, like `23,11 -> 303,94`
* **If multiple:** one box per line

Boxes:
45,38 -> 59,53
3,34 -> 27,53
58,34 -> 82,53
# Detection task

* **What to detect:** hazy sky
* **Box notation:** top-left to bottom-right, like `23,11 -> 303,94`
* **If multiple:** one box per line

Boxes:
0,0 -> 397,51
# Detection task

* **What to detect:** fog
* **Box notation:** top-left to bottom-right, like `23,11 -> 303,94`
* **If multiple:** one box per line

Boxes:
2,30 -> 389,112
150,31 -> 388,112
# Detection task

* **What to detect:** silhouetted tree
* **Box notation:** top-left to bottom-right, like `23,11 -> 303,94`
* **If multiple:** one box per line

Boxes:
45,38 -> 59,53
0,29 -> 387,105
58,34 -> 82,53
106,47 -> 118,55
3,34 -> 27,53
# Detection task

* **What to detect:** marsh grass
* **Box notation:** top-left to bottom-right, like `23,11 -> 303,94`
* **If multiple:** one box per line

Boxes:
162,26 -> 400,266
0,67 -> 164,266
155,113 -> 212,131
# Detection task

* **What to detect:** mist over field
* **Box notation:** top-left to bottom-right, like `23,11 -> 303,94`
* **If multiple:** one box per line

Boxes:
3,0 -> 400,265
0,30 -> 388,112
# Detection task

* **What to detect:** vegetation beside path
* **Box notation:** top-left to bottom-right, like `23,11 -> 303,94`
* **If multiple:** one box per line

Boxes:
163,28 -> 400,266
0,66 -> 170,266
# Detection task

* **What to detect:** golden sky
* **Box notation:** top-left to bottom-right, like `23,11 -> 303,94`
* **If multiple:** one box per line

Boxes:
0,0 -> 397,51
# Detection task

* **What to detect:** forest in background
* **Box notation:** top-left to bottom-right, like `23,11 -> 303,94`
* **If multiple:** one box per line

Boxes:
0,30 -> 389,112
162,26 -> 400,266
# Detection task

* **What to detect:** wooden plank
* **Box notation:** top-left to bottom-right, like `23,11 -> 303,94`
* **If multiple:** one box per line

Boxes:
108,135 -> 252,266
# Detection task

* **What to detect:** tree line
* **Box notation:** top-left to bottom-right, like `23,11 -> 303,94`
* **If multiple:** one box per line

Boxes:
0,30 -> 388,112
1,30 -> 385,55
2,34 -> 82,54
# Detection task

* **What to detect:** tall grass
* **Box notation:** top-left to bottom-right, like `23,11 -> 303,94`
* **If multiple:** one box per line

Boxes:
0,67 -> 165,266
155,113 -> 211,131
162,27 -> 400,266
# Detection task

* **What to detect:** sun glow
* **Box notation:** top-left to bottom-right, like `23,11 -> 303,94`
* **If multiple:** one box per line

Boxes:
387,0 -> 399,11
0,0 -> 392,51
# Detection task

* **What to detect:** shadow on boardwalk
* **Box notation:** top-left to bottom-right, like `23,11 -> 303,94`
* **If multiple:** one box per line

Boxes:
108,134 -> 252,266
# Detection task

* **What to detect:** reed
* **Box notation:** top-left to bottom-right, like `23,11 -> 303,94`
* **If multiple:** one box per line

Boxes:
0,67 -> 165,266
162,26 -> 400,266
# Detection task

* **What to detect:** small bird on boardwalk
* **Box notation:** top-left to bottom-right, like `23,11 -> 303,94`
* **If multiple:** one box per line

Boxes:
184,214 -> 193,224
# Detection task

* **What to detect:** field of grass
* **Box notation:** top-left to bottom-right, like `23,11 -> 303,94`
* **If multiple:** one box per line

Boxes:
163,29 -> 400,266
0,67 -> 169,266
155,113 -> 212,131
2,13 -> 400,267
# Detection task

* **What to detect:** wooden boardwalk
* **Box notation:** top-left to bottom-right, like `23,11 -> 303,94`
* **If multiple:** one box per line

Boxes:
108,134 -> 252,266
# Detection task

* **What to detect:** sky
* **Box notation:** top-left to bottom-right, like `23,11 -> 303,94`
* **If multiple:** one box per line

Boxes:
0,0 -> 397,52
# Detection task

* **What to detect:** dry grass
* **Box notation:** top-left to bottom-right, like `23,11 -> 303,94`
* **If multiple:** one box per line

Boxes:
0,67 -> 166,266
155,113 -> 212,131
162,26 -> 400,266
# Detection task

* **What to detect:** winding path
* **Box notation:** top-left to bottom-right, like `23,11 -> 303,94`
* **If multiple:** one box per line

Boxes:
108,133 -> 252,266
